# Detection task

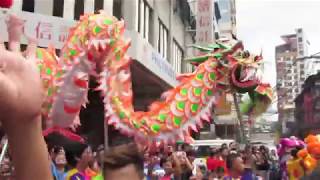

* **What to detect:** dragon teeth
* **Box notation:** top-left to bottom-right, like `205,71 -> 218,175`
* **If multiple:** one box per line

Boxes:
93,41 -> 99,50
89,39 -> 111,51
240,67 -> 256,82
98,40 -> 106,50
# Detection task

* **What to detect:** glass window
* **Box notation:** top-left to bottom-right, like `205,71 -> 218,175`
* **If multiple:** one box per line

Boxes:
22,0 -> 35,12
172,40 -> 184,73
138,0 -> 152,42
113,0 -> 122,19
185,63 -> 193,73
53,0 -> 64,17
74,0 -> 85,20
299,50 -> 304,55
217,0 -> 231,24
94,0 -> 104,12
158,19 -> 168,60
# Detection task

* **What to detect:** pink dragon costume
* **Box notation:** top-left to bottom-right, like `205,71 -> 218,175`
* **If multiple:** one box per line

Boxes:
277,136 -> 305,180
3,12 -> 273,145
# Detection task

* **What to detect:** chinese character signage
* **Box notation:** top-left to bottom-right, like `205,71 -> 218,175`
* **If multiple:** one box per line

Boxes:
0,8 -> 76,49
196,0 -> 214,46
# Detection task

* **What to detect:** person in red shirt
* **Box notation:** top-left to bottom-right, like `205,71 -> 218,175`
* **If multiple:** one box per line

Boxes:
207,150 -> 219,171
217,147 -> 229,175
207,147 -> 229,175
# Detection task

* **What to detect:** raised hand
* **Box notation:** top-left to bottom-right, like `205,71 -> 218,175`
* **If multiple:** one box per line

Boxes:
0,15 -> 43,128
0,15 -> 52,180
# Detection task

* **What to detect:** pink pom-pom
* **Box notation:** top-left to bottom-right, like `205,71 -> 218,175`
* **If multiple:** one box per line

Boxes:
0,0 -> 13,8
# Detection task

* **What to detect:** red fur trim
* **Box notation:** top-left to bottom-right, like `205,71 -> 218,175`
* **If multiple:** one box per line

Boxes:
43,126 -> 85,143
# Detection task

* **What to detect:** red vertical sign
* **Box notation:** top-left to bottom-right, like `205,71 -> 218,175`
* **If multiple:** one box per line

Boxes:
196,0 -> 214,46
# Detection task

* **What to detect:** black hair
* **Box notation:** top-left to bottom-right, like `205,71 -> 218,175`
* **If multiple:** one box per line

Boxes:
104,143 -> 144,178
65,143 -> 89,167
186,150 -> 196,157
291,147 -> 303,158
160,156 -> 170,167
209,151 -> 216,157
226,153 -> 241,169
221,143 -> 227,148
53,146 -> 64,154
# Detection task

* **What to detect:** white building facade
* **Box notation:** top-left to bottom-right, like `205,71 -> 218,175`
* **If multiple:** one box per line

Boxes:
276,28 -> 310,134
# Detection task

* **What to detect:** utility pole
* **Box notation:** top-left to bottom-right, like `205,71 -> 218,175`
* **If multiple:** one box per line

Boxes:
233,93 -> 245,143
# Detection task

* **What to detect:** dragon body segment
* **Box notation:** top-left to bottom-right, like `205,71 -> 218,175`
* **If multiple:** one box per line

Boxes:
104,57 -> 222,142
33,12 -> 273,143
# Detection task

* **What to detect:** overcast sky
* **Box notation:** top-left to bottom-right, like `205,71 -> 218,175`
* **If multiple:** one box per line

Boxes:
236,0 -> 320,120
236,0 -> 320,86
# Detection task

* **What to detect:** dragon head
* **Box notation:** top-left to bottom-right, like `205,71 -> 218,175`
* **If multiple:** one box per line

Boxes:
229,50 -> 264,93
187,40 -> 273,118
187,40 -> 264,92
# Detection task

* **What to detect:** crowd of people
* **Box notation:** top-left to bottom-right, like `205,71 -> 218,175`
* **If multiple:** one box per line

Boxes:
3,131 -> 320,180
142,142 -> 280,180
0,138 -> 280,180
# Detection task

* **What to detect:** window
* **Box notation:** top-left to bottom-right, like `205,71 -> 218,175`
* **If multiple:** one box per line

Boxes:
74,0 -> 85,20
298,37 -> 303,42
184,63 -> 193,73
172,40 -> 184,73
299,50 -> 304,55
94,0 -> 104,12
22,0 -> 35,12
158,19 -> 168,60
53,0 -> 64,17
137,0 -> 152,42
113,0 -> 122,19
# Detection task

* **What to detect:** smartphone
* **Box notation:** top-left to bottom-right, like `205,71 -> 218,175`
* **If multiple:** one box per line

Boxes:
176,151 -> 186,157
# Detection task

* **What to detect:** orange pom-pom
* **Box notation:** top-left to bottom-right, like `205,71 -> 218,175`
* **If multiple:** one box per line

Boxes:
298,149 -> 308,158
305,135 -> 318,144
